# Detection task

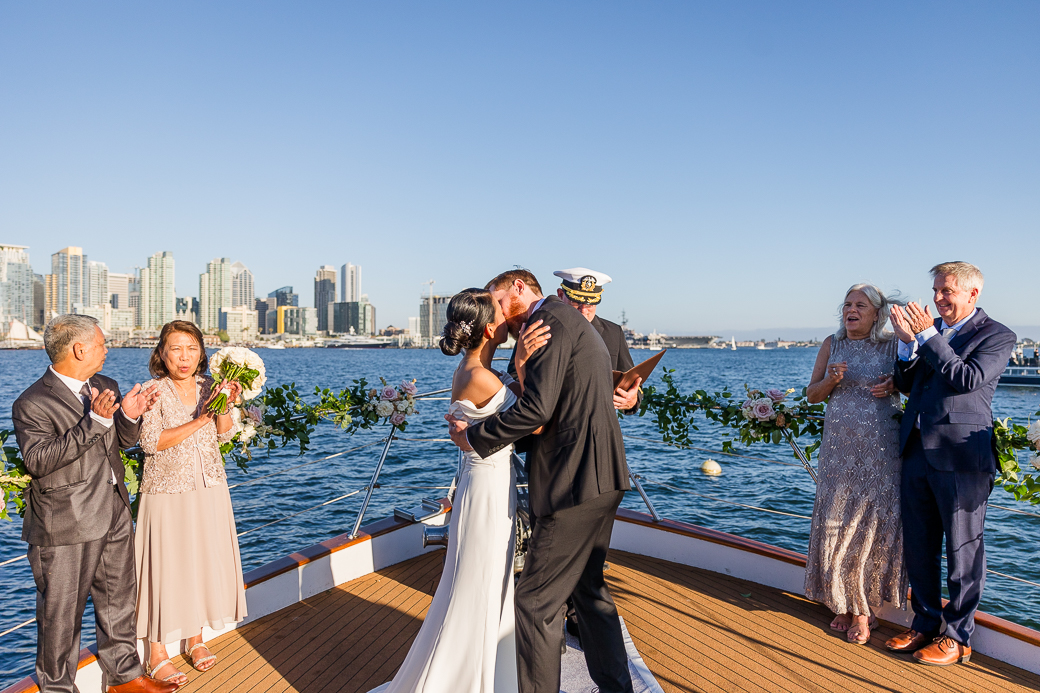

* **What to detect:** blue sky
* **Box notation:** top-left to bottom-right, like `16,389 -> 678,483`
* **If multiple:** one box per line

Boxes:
1,2 -> 1037,337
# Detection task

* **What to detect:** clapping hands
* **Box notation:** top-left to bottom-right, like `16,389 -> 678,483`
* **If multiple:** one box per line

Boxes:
890,302 -> 934,343
120,383 -> 160,420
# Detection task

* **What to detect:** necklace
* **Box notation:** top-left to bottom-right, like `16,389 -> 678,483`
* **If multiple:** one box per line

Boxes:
171,377 -> 197,403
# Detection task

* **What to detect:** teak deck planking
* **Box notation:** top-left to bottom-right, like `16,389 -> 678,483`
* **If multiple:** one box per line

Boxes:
154,550 -> 1040,693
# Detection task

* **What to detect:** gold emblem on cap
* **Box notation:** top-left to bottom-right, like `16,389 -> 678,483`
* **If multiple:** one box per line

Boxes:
580,275 -> 597,292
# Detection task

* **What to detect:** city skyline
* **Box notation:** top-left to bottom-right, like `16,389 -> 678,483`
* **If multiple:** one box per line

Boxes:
2,4 -> 1038,335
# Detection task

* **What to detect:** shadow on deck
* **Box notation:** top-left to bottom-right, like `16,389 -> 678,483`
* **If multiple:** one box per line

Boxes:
159,550 -> 1040,693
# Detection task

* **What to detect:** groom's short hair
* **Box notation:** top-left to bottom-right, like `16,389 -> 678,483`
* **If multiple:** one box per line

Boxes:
486,269 -> 543,295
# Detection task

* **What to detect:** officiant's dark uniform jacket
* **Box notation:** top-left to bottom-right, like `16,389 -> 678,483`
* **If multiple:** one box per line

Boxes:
12,369 -> 146,692
469,296 -> 634,693
893,307 -> 1015,647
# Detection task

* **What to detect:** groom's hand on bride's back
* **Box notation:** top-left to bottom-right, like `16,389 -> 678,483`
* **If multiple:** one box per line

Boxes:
445,414 -> 474,452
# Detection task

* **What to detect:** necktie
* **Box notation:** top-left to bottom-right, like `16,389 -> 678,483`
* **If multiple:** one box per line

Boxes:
79,382 -> 92,410
942,327 -> 956,341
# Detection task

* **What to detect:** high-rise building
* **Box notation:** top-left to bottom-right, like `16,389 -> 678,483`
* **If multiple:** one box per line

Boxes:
220,306 -> 259,342
33,273 -> 45,329
340,263 -> 361,303
231,262 -> 254,308
108,272 -> 132,310
269,286 -> 298,307
50,246 -> 88,316
199,257 -> 233,331
128,272 -> 141,327
0,244 -> 34,329
176,297 -> 199,324
140,251 -> 175,331
85,260 -> 109,307
255,297 -> 276,335
419,294 -> 452,346
329,296 -> 376,336
314,265 -> 336,332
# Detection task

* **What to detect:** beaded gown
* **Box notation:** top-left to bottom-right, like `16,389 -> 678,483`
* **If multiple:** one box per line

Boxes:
804,336 -> 908,616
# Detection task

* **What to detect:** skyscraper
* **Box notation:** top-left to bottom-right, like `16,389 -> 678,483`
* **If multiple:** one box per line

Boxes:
231,261 -> 254,308
85,260 -> 109,307
50,246 -> 88,316
314,265 -> 336,332
340,263 -> 361,303
269,286 -> 297,307
108,272 -> 132,310
140,251 -> 175,331
0,244 -> 34,328
199,258 -> 233,331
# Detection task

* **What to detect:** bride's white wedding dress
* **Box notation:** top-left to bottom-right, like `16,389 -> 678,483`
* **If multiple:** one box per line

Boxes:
370,376 -> 519,693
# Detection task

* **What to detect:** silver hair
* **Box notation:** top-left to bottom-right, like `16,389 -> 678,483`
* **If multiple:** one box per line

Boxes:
930,261 -> 984,293
834,283 -> 903,343
44,314 -> 100,363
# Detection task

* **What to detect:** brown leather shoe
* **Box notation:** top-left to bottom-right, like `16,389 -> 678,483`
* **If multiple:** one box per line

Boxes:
107,674 -> 180,693
913,635 -> 972,666
885,629 -> 933,652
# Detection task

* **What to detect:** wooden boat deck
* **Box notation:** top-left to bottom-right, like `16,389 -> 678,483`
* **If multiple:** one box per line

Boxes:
163,550 -> 1040,693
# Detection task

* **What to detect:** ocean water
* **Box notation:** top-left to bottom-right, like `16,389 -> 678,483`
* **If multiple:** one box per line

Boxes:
1,346 -> 1038,687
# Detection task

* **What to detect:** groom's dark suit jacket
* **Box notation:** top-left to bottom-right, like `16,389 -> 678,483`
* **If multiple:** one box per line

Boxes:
12,369 -> 140,546
893,307 -> 1016,474
469,296 -> 631,517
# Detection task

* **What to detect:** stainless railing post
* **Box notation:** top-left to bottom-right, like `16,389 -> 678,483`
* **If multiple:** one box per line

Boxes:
447,448 -> 463,503
782,429 -> 818,484
349,431 -> 397,538
630,472 -> 663,522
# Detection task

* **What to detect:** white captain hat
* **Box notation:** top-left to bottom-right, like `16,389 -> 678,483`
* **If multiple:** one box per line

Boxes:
553,267 -> 613,305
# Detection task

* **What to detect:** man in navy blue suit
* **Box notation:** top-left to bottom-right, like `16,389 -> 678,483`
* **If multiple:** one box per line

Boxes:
885,262 -> 1015,666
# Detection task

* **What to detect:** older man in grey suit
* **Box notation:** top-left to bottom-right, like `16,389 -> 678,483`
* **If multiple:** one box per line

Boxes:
12,315 -> 173,693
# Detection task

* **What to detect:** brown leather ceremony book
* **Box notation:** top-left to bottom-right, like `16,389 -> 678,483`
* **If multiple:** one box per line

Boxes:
613,349 -> 666,391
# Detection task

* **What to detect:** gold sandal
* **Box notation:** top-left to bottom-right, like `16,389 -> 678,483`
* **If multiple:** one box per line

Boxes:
186,643 -> 217,672
146,658 -> 188,686
847,615 -> 878,645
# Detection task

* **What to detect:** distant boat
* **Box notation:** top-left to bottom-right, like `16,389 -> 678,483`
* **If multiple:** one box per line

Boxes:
730,337 -> 736,351
999,365 -> 1040,387
325,336 -> 391,349
263,342 -> 287,350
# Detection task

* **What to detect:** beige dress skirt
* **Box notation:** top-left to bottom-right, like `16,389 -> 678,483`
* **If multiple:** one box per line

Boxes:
135,409 -> 247,643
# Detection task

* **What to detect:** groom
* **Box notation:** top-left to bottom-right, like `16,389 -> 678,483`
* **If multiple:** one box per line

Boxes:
447,269 -> 634,693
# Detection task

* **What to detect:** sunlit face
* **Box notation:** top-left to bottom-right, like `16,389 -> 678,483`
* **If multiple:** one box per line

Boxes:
490,283 -> 528,338
162,331 -> 203,380
842,290 -> 878,338
78,326 -> 108,376
557,289 -> 596,322
932,274 -> 978,325
487,299 -> 509,346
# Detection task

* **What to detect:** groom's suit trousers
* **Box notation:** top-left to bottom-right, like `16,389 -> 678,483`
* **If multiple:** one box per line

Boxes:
515,489 -> 634,693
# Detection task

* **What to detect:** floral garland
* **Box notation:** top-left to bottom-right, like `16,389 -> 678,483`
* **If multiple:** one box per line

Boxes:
638,369 -> 1040,505
0,376 -> 420,520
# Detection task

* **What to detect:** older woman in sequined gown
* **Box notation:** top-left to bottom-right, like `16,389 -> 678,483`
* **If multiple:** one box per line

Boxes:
803,284 -> 908,646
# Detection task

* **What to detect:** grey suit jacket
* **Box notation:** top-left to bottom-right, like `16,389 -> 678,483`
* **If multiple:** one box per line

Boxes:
12,369 -> 141,546
469,296 -> 631,517
590,315 -> 642,414
893,308 -> 1016,473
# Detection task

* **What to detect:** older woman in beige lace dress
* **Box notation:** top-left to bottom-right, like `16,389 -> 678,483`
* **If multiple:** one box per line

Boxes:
803,284 -> 907,646
135,321 -> 247,685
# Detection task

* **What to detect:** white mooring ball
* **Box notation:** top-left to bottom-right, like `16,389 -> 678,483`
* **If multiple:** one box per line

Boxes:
701,459 -> 722,476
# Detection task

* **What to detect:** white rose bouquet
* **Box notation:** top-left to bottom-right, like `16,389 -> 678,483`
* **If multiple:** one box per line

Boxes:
207,347 -> 267,413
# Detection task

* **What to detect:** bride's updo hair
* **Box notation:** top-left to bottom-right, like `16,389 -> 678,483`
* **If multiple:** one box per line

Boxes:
441,288 -> 496,356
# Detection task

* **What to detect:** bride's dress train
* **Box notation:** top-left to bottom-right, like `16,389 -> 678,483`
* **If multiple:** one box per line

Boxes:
370,380 -> 519,693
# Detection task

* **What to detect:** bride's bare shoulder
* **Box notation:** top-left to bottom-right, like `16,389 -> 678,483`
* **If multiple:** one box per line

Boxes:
453,366 -> 504,408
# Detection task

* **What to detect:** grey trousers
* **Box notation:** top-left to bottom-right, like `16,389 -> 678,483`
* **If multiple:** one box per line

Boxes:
515,489 -> 634,693
27,489 -> 144,692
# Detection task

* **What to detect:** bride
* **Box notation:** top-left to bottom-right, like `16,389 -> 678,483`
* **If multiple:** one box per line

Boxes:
370,288 -> 550,693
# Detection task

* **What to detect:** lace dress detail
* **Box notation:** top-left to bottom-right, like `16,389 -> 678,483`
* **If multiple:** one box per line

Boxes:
371,377 -> 519,693
804,337 -> 908,615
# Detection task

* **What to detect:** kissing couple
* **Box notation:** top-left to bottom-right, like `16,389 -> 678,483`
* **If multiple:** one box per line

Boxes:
369,269 -> 636,693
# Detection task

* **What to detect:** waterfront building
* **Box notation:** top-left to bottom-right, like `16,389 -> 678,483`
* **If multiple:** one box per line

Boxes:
107,272 -> 132,310
231,261 -> 254,308
314,265 -> 336,332
340,263 -> 361,303
176,296 -> 199,324
128,272 -> 141,327
419,294 -> 452,346
408,316 -> 420,337
269,286 -> 298,307
276,305 -> 317,336
256,297 -> 277,334
85,260 -> 109,308
199,257 -> 233,332
50,246 -> 88,316
0,244 -> 34,331
140,251 -> 176,331
33,273 -> 45,328
329,296 -> 376,336
220,306 -> 258,342
44,273 -> 58,322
